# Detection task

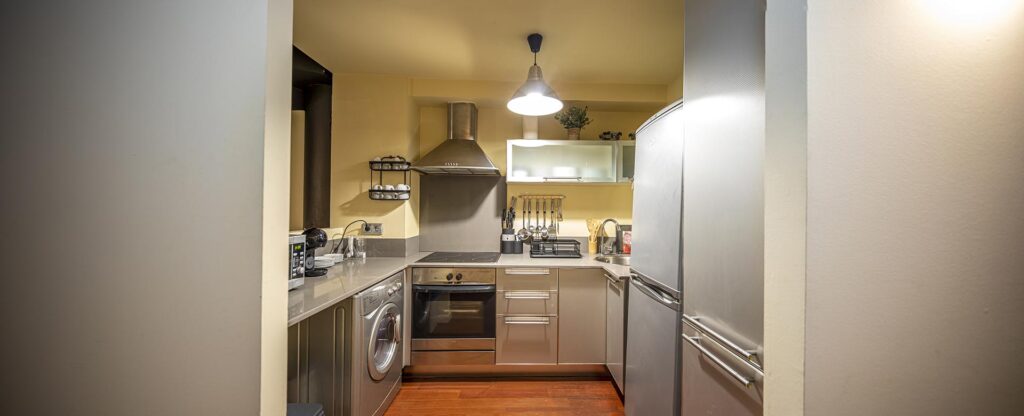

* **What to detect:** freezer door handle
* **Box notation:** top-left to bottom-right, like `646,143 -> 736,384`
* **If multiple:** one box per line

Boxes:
628,275 -> 679,311
682,314 -> 762,369
682,333 -> 761,388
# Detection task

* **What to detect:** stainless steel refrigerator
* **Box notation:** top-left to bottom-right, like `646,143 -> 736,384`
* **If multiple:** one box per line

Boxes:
625,99 -> 686,416
679,0 -> 766,415
627,0 -> 766,414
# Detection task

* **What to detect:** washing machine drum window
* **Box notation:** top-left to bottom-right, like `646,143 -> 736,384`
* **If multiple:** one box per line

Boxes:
367,303 -> 401,381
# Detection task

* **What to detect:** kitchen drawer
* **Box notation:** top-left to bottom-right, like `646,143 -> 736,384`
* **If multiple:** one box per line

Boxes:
496,315 -> 558,364
497,290 -> 558,315
498,268 -> 558,291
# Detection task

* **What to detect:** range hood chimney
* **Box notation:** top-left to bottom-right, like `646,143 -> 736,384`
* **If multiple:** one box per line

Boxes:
412,102 -> 500,176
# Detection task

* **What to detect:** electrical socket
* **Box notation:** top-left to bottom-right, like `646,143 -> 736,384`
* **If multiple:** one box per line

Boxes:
363,223 -> 383,236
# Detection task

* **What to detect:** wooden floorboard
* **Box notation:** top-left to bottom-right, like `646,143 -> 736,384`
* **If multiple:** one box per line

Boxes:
383,380 -> 624,416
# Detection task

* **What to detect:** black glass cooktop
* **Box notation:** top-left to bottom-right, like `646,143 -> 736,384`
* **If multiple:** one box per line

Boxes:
416,252 -> 501,263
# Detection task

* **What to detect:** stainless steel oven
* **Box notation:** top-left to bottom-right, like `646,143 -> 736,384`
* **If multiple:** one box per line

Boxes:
410,268 -> 497,366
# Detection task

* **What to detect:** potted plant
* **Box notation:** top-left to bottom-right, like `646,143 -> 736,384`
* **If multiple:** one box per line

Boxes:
554,106 -> 591,140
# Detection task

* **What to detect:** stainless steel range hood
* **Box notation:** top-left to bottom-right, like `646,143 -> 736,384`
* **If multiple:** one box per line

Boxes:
412,102 -> 500,176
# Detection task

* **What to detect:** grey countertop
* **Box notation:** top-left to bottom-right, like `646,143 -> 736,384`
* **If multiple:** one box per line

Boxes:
288,252 -> 630,326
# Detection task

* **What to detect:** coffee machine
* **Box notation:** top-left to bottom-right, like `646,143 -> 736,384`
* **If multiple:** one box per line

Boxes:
302,228 -> 329,277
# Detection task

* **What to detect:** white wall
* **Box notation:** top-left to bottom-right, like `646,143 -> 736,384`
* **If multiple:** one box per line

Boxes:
0,1 -> 284,414
764,0 -> 806,415
803,1 -> 1024,415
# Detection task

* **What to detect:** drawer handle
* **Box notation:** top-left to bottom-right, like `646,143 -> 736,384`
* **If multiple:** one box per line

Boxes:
504,268 -> 551,275
504,316 -> 551,325
504,291 -> 551,300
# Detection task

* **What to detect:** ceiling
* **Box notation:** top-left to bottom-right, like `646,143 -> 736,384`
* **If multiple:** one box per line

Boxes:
293,0 -> 684,86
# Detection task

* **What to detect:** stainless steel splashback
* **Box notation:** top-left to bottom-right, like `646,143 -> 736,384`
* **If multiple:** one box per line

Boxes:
418,175 -> 506,252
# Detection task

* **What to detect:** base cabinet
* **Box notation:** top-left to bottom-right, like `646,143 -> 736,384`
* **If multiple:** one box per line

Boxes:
496,268 -> 559,364
496,315 -> 559,364
287,302 -> 349,416
606,274 -> 626,392
557,268 -> 607,364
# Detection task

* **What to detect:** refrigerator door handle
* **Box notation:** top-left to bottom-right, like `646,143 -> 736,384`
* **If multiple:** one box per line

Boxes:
682,314 -> 762,369
682,333 -> 761,388
629,275 -> 679,311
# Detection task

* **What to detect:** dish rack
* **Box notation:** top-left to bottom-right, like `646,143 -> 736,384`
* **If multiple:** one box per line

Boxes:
530,239 -> 582,258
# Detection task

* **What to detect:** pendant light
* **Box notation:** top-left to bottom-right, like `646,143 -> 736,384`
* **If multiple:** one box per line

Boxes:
507,33 -> 563,116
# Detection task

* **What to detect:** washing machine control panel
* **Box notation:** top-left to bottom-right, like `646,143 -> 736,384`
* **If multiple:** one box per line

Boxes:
360,271 -> 404,316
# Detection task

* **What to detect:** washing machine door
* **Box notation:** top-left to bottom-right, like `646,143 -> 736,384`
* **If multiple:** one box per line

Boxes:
367,302 -> 401,381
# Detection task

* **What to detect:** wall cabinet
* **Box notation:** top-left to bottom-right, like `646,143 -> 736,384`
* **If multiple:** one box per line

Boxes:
557,268 -> 607,364
506,140 -> 635,184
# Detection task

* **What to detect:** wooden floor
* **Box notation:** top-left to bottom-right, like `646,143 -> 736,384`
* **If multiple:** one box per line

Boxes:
383,379 -> 624,416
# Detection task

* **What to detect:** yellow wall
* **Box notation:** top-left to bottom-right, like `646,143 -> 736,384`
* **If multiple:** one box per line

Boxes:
293,75 -> 661,239
324,74 -> 420,239
666,73 -> 684,102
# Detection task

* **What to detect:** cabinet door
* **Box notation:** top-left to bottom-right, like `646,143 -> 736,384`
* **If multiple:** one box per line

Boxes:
507,140 -> 618,183
606,275 -> 625,391
286,303 -> 347,416
557,268 -> 607,364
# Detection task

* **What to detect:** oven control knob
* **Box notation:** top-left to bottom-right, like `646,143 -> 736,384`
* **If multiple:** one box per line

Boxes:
455,273 -> 463,281
446,273 -> 453,281
387,288 -> 395,296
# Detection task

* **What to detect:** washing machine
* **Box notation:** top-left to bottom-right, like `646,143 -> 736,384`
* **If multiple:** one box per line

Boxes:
346,271 -> 404,416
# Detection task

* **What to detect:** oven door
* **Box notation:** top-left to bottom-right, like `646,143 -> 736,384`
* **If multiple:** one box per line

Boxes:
412,284 -> 496,339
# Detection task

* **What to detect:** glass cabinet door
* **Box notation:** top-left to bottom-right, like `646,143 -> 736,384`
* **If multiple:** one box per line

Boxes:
507,140 -> 618,183
618,141 -> 636,182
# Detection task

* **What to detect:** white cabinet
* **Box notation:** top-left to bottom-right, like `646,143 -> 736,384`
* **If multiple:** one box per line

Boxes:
506,140 -> 635,184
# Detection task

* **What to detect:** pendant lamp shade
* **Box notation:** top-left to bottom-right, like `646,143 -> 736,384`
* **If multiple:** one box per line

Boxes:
507,34 -> 563,116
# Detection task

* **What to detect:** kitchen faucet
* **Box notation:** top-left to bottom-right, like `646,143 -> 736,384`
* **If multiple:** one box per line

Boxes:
598,218 -> 623,255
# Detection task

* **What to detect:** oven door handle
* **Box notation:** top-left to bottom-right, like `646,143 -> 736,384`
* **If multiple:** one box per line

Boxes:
412,284 -> 496,293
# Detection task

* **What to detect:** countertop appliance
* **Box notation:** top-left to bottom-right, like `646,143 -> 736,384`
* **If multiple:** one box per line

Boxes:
410,268 -> 497,366
303,228 -> 329,277
625,99 -> 685,416
288,234 -> 306,291
348,271 -> 404,416
416,252 -> 500,263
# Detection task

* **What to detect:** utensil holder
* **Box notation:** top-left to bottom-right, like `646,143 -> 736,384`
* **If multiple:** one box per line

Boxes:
501,233 -> 523,254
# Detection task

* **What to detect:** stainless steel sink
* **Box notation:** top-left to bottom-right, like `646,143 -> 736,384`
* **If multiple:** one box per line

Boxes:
595,254 -> 631,266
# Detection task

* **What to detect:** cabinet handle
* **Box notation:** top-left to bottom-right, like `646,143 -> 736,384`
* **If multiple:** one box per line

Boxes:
504,268 -> 550,275
504,291 -> 551,300
504,316 -> 551,325
543,176 -> 583,182
604,272 -> 622,284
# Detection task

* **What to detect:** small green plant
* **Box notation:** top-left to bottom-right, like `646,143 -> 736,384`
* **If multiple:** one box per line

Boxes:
554,106 -> 591,129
